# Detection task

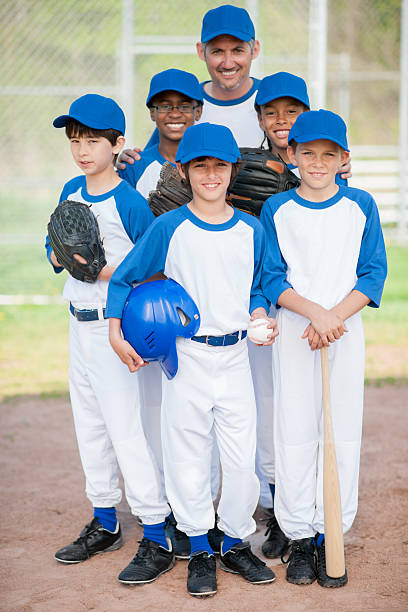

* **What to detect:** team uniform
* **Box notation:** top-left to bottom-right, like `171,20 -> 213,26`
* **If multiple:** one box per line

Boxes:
119,144 -> 173,199
46,176 -> 171,524
107,203 -> 269,539
260,185 -> 387,539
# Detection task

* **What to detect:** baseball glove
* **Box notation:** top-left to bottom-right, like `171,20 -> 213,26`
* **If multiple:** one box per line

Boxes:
148,162 -> 192,216
228,148 -> 300,216
48,199 -> 107,283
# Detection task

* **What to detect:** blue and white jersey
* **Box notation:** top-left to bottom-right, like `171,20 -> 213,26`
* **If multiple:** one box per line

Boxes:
260,185 -> 387,310
287,162 -> 347,186
144,78 -> 264,150
107,204 -> 269,335
119,144 -> 175,199
45,176 -> 154,306
197,78 -> 264,148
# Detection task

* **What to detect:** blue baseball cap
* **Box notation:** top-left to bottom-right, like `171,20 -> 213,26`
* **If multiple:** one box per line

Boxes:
146,69 -> 203,107
255,72 -> 310,108
288,109 -> 349,151
201,4 -> 255,43
175,123 -> 241,164
53,94 -> 125,134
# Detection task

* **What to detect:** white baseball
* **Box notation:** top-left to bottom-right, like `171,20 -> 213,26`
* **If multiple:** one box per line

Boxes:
247,318 -> 272,344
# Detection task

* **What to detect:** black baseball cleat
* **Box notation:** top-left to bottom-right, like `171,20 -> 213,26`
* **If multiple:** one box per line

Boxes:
54,517 -> 123,563
262,509 -> 290,558
187,551 -> 217,597
220,541 -> 276,584
314,534 -> 348,588
284,537 -> 316,585
118,538 -> 175,584
165,514 -> 190,559
207,514 -> 224,555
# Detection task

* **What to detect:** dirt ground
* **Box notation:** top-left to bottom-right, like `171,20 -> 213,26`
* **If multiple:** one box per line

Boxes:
0,385 -> 407,612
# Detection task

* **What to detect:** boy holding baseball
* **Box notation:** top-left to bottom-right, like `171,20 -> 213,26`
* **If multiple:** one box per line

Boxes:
107,122 -> 278,597
261,109 -> 387,587
46,94 -> 176,585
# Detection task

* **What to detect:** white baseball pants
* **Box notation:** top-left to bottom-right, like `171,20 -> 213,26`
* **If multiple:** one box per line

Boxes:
161,337 -> 260,538
68,315 -> 170,524
273,309 -> 365,540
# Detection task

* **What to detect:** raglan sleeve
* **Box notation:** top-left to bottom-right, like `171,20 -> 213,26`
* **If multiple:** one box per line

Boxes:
249,220 -> 270,314
106,215 -> 171,319
116,187 -> 154,244
259,197 -> 293,307
354,194 -> 387,308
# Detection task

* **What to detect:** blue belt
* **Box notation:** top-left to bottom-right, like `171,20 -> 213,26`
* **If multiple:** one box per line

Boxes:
191,330 -> 247,347
69,302 -> 107,322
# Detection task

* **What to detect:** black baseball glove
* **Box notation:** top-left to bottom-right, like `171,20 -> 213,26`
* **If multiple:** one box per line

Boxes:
48,200 -> 107,283
228,148 -> 300,216
148,162 -> 192,217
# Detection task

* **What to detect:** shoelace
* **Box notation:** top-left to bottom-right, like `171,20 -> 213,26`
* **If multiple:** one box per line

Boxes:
72,520 -> 104,555
190,553 -> 214,577
130,539 -> 158,566
282,540 -> 314,566
264,515 -> 280,537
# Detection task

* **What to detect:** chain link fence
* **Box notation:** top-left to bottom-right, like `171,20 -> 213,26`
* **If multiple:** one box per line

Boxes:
0,0 -> 404,238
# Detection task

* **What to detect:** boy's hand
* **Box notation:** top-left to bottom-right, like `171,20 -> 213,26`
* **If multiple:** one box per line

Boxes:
250,307 -> 279,345
302,323 -> 325,351
50,249 -> 63,268
109,317 -> 147,372
338,156 -> 352,180
306,304 -> 348,346
116,147 -> 142,170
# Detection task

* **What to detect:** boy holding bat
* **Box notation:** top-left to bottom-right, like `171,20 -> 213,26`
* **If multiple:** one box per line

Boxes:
260,109 -> 387,587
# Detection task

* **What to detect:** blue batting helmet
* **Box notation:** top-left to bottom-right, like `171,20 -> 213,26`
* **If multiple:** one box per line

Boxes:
121,279 -> 200,380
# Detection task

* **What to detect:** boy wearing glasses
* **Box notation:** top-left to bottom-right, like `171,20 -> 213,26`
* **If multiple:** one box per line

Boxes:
119,69 -> 203,199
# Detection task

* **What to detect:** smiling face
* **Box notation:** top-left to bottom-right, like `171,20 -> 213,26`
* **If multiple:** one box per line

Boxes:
149,91 -> 202,143
258,97 -> 307,161
69,133 -> 123,176
178,156 -> 232,204
287,139 -> 349,200
197,34 -> 259,97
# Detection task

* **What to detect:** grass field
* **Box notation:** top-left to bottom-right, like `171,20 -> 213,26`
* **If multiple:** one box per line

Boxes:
0,244 -> 406,399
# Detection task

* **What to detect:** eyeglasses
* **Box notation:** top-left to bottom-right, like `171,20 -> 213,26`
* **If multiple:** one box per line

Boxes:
151,103 -> 199,114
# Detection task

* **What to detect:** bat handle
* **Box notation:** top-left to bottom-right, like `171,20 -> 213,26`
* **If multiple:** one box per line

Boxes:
321,346 -> 346,578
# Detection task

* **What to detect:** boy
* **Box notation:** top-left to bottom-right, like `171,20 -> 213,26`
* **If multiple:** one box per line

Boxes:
107,122 -> 278,597
260,110 -> 387,587
46,94 -> 175,585
119,68 -> 203,198
253,72 -> 349,560
255,71 -> 347,184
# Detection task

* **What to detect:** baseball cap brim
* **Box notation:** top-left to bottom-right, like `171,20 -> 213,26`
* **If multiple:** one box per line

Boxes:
53,113 -> 115,130
176,148 -> 240,164
256,89 -> 310,108
289,132 -> 349,152
201,27 -> 252,42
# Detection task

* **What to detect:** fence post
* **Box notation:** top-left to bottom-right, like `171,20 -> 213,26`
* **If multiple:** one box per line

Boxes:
399,0 -> 408,241
120,0 -> 134,144
308,0 -> 328,109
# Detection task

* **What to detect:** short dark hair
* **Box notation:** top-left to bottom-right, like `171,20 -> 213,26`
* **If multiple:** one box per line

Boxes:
65,119 -> 123,164
181,157 -> 242,191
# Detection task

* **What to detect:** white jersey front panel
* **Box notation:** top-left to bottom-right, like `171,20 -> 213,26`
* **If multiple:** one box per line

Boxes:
274,196 -> 366,310
164,218 -> 254,336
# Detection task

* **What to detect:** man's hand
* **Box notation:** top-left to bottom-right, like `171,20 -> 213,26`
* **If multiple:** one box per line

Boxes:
338,156 -> 352,180
109,318 -> 147,372
250,307 -> 279,346
116,147 -> 142,170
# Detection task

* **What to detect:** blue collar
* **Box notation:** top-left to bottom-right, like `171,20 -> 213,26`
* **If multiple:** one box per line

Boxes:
291,186 -> 345,209
181,203 -> 240,231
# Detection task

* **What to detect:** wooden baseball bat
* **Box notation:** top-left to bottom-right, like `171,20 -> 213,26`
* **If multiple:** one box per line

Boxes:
321,346 -> 345,578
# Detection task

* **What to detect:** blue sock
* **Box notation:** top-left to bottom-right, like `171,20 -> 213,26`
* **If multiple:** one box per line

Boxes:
189,534 -> 213,556
143,521 -> 168,549
222,534 -> 242,554
269,483 -> 276,504
93,507 -> 117,532
316,533 -> 325,547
